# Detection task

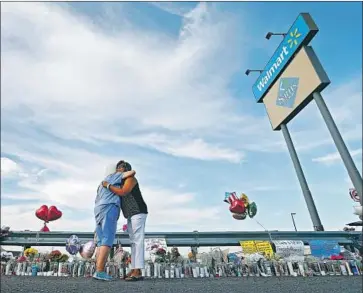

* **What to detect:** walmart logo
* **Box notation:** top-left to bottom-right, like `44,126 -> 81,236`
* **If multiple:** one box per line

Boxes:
287,28 -> 302,48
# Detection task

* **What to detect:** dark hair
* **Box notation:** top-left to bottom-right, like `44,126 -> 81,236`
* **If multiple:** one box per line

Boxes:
116,160 -> 132,171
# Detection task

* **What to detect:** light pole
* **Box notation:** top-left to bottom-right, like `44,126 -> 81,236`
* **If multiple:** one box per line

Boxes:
291,213 -> 297,231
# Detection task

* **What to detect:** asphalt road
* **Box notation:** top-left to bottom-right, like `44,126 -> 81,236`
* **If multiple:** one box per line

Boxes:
1,276 -> 362,293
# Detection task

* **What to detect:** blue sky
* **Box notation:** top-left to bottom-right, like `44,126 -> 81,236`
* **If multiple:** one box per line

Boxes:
1,1 -> 362,239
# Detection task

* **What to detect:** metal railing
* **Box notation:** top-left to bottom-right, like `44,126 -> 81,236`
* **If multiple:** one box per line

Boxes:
0,230 -> 360,247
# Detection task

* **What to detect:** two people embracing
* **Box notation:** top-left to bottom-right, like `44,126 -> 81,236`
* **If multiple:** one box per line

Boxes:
93,160 -> 148,281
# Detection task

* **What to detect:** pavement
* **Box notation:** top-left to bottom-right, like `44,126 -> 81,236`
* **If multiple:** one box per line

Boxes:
1,276 -> 362,293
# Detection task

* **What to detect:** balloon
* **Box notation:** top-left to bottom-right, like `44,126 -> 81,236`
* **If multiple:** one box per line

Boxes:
40,224 -> 50,232
240,194 -> 250,207
229,200 -> 246,214
79,240 -> 96,259
224,192 -> 233,203
349,188 -> 360,202
233,212 -> 247,220
247,202 -> 257,218
48,206 -> 62,222
224,192 -> 237,204
35,205 -> 49,222
66,235 -> 81,255
224,192 -> 258,221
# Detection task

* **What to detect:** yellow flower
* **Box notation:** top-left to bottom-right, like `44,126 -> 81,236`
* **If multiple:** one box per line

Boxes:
24,247 -> 38,257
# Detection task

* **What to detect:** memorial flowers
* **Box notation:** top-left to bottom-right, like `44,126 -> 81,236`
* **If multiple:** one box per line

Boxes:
24,248 -> 38,261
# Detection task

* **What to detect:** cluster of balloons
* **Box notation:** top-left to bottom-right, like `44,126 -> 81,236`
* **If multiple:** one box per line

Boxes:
66,235 -> 96,259
65,224 -> 128,259
35,205 -> 62,232
224,192 -> 257,220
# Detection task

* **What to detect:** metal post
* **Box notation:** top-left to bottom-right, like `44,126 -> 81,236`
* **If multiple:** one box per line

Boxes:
281,123 -> 325,231
291,213 -> 297,231
313,92 -> 363,206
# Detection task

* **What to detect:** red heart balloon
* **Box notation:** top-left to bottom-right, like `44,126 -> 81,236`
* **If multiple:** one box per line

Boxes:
35,205 -> 49,222
40,224 -> 50,232
48,206 -> 62,222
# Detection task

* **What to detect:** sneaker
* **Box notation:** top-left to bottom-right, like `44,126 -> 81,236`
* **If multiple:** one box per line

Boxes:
93,271 -> 113,281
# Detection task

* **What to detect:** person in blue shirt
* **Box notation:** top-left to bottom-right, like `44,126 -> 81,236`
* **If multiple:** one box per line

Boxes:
93,162 -> 136,281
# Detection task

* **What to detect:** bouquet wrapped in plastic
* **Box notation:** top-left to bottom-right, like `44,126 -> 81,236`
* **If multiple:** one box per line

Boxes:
24,247 -> 38,261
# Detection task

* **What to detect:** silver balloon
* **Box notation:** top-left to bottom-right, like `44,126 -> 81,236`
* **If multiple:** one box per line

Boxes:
79,240 -> 96,259
66,235 -> 81,255
232,212 -> 247,220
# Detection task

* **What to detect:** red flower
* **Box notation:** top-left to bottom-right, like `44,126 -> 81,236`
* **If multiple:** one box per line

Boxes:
17,256 -> 27,263
156,248 -> 166,255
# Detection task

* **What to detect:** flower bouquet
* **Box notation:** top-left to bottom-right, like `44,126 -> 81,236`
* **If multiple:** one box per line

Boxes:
170,246 -> 181,264
49,250 -> 62,262
154,247 -> 167,263
24,248 -> 38,262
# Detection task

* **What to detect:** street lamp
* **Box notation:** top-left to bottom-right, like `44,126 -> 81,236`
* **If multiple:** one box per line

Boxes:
291,213 -> 297,231
265,32 -> 287,40
245,69 -> 264,76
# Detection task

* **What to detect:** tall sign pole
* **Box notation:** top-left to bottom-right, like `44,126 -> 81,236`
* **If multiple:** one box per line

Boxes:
247,13 -> 329,231
248,12 -> 361,228
281,124 -> 324,231
313,92 -> 363,206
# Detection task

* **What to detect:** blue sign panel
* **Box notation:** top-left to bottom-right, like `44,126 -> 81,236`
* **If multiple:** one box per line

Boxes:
252,13 -> 318,103
276,77 -> 299,108
309,240 -> 341,258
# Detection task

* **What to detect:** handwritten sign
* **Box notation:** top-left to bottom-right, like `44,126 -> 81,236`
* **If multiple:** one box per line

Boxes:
240,241 -> 257,254
255,241 -> 274,257
273,240 -> 304,261
144,238 -> 167,252
240,240 -> 274,256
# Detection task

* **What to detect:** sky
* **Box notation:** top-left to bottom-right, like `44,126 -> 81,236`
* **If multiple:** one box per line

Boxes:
1,1 -> 362,253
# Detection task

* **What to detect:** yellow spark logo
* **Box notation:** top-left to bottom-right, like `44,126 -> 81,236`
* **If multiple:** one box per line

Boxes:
287,28 -> 302,48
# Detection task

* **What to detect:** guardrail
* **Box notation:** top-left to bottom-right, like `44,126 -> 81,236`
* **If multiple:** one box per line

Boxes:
0,230 -> 360,247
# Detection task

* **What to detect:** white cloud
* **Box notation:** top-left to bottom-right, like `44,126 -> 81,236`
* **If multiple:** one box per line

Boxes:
312,149 -> 362,165
0,157 -> 39,180
1,157 -> 20,177
99,133 -> 244,163
149,2 -> 194,17
1,2 -> 241,135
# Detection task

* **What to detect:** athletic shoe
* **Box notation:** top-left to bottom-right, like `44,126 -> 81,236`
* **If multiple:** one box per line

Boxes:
93,271 -> 113,281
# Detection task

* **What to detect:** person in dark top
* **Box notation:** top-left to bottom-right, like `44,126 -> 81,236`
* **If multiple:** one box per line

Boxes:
102,160 -> 148,281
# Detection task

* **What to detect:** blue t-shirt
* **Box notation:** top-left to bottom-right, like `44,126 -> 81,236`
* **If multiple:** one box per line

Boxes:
94,172 -> 124,225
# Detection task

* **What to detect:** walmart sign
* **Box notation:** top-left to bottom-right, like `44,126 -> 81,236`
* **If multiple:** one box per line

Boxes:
252,13 -> 319,103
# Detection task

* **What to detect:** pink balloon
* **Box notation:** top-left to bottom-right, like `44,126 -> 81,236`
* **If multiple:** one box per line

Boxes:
79,241 -> 96,259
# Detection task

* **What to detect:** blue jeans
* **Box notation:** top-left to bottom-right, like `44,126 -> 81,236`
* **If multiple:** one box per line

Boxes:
95,205 -> 120,247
